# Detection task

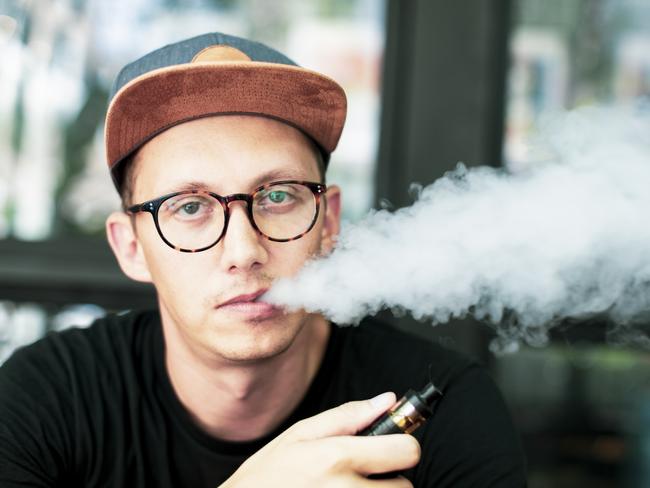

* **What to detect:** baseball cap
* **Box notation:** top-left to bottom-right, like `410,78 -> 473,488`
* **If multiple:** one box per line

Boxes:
105,32 -> 347,191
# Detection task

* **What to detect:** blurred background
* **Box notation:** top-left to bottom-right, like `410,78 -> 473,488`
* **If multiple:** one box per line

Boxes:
0,0 -> 649,486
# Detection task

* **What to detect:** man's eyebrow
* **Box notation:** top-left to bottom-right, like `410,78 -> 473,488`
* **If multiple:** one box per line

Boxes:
249,168 -> 310,188
167,169 -> 311,194
169,181 -> 211,193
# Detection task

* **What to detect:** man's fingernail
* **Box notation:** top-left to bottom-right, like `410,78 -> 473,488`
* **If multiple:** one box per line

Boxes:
370,392 -> 394,409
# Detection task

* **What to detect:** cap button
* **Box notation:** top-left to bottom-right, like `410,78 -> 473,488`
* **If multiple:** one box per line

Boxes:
191,45 -> 252,63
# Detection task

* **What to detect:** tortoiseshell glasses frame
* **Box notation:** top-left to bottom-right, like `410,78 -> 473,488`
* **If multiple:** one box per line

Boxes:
126,180 -> 327,253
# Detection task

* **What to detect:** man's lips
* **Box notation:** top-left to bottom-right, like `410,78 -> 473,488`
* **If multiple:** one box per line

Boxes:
216,289 -> 282,318
218,289 -> 268,308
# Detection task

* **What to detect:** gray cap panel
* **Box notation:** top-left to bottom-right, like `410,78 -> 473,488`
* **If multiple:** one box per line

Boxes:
109,32 -> 298,101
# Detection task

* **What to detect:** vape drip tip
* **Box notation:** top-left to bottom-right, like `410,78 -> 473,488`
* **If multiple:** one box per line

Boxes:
359,382 -> 443,436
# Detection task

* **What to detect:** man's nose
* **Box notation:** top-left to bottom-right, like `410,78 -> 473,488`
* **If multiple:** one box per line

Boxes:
219,201 -> 268,273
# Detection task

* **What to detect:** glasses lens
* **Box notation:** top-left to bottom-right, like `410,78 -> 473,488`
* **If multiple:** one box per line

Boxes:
252,183 -> 318,240
158,192 -> 225,250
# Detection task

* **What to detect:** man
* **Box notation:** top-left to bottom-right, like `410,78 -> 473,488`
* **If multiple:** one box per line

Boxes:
0,33 -> 526,487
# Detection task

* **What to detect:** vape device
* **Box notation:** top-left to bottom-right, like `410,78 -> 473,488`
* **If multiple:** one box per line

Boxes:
359,381 -> 442,436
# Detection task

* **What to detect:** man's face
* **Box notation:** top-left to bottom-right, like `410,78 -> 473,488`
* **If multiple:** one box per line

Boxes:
126,115 -> 340,363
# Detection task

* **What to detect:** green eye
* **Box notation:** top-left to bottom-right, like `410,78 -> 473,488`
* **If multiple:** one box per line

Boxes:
268,191 -> 287,203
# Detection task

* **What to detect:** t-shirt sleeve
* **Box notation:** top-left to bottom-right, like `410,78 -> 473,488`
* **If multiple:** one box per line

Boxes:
414,364 -> 527,487
0,345 -> 73,487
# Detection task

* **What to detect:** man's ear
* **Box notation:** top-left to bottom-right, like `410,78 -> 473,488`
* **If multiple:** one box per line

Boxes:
320,185 -> 341,254
106,212 -> 153,283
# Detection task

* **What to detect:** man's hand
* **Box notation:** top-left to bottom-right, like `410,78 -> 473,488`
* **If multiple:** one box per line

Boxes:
221,392 -> 420,487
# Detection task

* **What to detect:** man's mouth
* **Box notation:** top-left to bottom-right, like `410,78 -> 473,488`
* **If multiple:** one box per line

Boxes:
218,289 -> 269,307
216,289 -> 282,319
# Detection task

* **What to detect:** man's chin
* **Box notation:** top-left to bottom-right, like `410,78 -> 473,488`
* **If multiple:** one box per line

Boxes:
211,336 -> 295,364
205,317 -> 302,363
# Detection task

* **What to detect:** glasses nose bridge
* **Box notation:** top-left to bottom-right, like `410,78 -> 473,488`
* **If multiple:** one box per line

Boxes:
221,193 -> 257,232
223,193 -> 253,211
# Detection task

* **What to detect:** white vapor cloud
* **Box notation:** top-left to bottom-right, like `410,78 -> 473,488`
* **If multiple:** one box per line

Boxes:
264,104 -> 650,349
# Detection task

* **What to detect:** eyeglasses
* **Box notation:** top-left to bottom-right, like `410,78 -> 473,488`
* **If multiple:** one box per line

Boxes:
126,180 -> 327,253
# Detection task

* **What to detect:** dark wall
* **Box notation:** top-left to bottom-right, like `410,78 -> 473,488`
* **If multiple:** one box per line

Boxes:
375,0 -> 511,360
377,0 -> 510,206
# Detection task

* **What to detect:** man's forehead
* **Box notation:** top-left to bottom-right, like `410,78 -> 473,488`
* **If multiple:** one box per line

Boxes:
135,158 -> 319,197
159,167 -> 316,194
130,117 -> 321,197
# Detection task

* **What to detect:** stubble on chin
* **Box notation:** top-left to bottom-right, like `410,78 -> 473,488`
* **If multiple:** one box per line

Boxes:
210,310 -> 312,364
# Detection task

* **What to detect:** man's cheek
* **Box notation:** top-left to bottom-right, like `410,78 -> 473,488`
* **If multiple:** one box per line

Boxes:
152,258 -> 205,298
276,245 -> 315,276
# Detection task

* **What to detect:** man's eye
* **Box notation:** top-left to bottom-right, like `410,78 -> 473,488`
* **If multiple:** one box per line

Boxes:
258,187 -> 298,206
267,191 -> 289,204
165,197 -> 212,219
180,201 -> 201,215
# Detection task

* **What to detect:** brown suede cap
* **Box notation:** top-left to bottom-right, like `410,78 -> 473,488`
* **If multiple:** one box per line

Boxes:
105,33 -> 347,190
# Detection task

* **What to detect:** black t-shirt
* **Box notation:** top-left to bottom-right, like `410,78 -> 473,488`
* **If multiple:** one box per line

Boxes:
0,310 -> 526,487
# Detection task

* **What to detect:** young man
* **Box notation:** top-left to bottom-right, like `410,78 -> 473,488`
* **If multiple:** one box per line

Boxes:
0,33 -> 526,487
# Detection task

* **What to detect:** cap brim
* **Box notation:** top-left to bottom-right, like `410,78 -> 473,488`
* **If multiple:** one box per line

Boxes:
105,61 -> 347,173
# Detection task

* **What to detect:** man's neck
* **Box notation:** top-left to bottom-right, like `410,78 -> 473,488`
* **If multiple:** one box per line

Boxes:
161,314 -> 331,442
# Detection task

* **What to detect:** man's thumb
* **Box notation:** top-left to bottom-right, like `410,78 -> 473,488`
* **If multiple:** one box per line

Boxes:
285,392 -> 397,441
